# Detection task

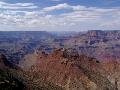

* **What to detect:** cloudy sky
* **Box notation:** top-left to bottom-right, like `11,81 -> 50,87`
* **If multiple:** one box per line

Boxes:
0,0 -> 120,31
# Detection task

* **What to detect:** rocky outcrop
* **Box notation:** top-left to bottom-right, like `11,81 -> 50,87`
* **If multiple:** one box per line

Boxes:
0,53 -> 64,90
20,48 -> 119,90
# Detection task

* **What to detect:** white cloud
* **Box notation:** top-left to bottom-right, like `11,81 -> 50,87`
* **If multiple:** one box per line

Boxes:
0,1 -> 38,9
43,3 -> 70,12
0,2 -> 120,31
42,3 -> 92,12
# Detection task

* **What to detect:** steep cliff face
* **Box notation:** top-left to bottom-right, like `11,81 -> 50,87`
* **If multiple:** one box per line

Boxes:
20,48 -> 119,90
0,54 -> 26,90
0,54 -> 6,68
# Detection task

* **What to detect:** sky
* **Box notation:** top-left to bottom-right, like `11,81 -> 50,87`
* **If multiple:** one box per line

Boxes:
0,0 -> 120,31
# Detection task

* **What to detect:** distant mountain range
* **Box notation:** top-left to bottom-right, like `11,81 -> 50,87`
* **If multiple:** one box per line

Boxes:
63,30 -> 120,62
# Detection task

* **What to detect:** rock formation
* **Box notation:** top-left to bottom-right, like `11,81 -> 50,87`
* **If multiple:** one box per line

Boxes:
20,48 -> 120,90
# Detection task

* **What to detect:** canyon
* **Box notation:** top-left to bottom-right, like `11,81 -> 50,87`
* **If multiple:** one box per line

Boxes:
0,30 -> 119,90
